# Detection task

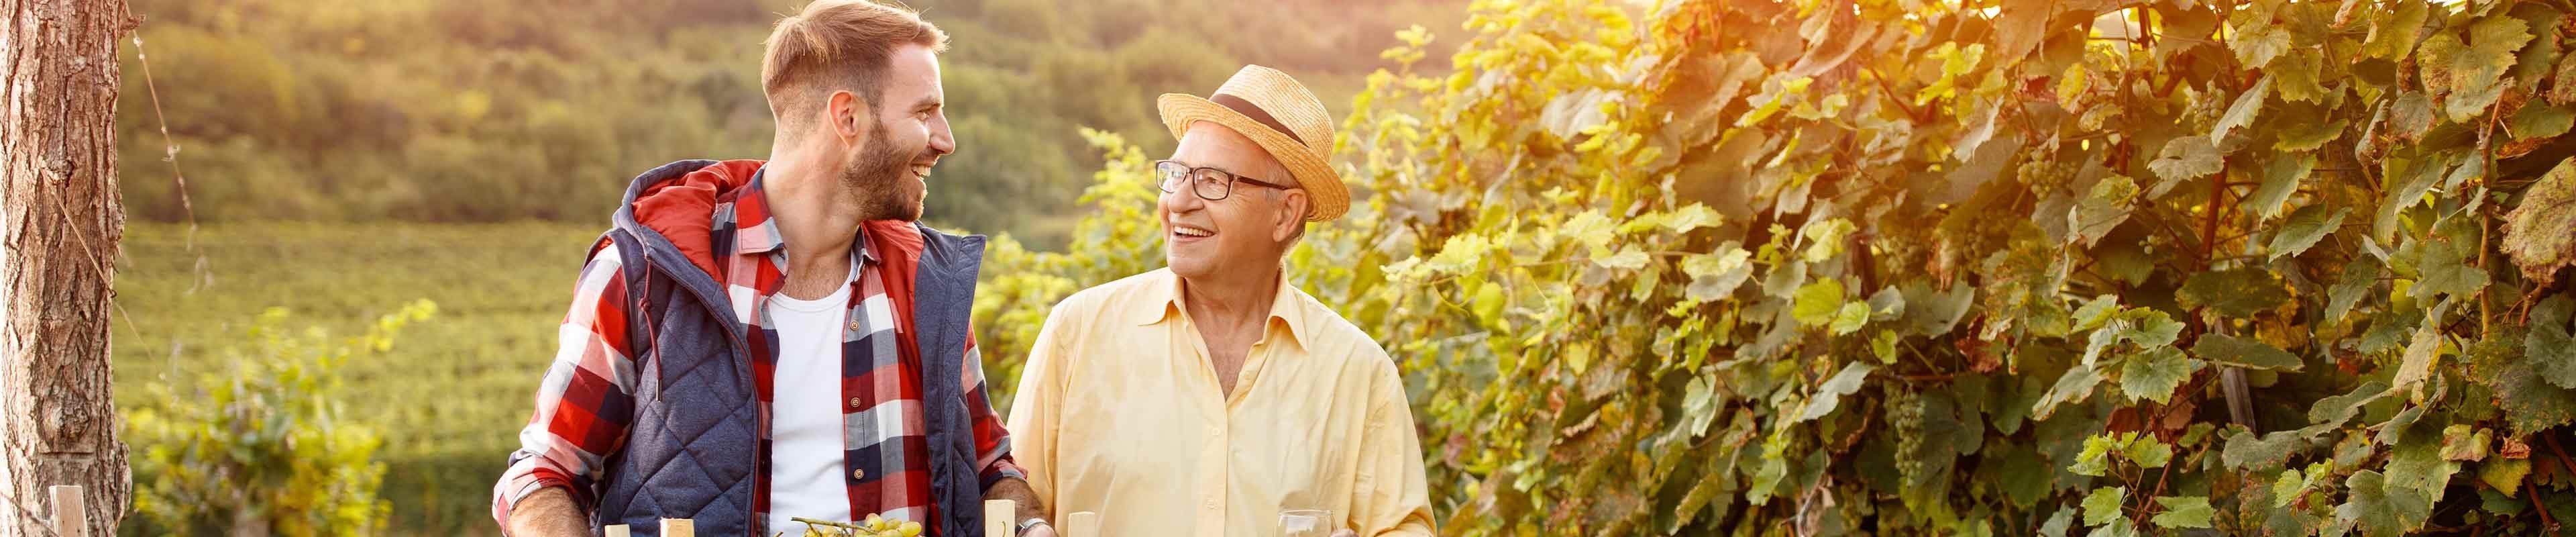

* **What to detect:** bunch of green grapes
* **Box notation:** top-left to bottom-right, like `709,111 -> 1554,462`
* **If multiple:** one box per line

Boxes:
1884,387 -> 1929,487
2012,155 -> 2075,189
790,514 -> 924,537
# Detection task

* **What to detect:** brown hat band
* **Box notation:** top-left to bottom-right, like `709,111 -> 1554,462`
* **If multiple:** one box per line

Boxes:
1212,93 -> 1306,145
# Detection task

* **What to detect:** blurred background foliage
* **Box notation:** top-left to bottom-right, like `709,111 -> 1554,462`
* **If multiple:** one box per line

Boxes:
115,0 -> 1461,248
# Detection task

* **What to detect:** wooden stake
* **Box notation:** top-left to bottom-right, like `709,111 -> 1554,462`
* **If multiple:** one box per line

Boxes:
48,485 -> 87,537
985,499 -> 1016,537
660,518 -> 694,537
1063,511 -> 1100,537
604,524 -> 631,537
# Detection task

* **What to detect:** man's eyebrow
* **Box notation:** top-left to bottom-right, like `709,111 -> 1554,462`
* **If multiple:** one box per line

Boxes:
914,96 -> 942,111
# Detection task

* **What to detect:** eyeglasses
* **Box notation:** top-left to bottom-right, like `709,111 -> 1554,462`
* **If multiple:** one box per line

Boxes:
1155,160 -> 1295,201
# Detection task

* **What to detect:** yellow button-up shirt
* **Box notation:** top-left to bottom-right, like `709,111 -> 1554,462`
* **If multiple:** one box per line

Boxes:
1005,268 -> 1436,536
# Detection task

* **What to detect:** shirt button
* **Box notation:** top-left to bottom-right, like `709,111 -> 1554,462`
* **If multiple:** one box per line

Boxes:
849,397 -> 863,409
852,469 -> 866,480
847,320 -> 863,332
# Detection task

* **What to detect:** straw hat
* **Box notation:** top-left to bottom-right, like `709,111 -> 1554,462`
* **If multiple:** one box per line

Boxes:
1157,64 -> 1347,222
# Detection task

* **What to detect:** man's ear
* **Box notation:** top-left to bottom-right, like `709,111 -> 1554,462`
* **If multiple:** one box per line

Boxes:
1273,189 -> 1309,242
826,89 -> 870,144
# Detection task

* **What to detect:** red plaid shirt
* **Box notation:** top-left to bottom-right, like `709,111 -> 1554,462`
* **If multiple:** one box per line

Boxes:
494,174 -> 1020,530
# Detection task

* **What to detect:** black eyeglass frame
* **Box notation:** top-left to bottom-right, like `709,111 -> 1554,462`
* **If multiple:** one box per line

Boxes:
1154,160 -> 1297,201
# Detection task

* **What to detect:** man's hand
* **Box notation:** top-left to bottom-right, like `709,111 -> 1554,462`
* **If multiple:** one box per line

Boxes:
504,487 -> 592,537
985,477 -> 1051,536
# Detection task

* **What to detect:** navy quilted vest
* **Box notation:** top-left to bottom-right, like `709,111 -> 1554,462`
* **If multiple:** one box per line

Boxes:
586,160 -> 990,536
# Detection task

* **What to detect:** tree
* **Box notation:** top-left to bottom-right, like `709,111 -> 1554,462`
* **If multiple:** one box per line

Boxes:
3,0 -> 133,535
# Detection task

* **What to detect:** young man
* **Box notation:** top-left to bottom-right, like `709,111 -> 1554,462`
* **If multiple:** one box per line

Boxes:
1005,65 -> 1438,536
490,1 -> 1047,535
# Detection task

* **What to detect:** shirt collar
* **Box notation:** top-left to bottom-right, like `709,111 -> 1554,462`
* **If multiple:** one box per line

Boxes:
722,169 -> 879,264
1134,268 -> 1309,350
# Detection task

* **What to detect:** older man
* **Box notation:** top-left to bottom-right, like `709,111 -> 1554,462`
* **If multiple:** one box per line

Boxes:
1004,65 -> 1436,536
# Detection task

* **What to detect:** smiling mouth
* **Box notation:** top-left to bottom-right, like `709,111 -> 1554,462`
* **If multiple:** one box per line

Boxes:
1171,224 -> 1214,239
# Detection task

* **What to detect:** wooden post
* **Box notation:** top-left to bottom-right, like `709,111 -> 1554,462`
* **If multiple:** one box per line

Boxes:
46,486 -> 85,537
1062,511 -> 1099,537
659,518 -> 694,537
604,524 -> 630,537
983,499 -> 1016,537
4,0 -> 138,534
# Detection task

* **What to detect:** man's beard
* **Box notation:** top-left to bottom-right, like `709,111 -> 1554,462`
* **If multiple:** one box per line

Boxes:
842,122 -> 923,222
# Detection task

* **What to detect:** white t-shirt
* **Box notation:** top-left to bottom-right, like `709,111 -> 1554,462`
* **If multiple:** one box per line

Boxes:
764,263 -> 857,534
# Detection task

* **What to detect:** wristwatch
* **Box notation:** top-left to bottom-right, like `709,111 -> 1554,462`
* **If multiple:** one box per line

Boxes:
1017,517 -> 1052,534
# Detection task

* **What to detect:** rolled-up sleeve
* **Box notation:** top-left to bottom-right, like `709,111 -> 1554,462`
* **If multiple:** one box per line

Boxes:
963,331 -> 1029,488
492,244 -> 641,528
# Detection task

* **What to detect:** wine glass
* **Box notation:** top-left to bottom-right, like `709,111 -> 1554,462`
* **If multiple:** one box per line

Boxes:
1278,509 -> 1334,537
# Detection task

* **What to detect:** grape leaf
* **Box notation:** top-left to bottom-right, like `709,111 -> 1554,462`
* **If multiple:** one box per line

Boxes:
2273,50 -> 2331,103
2178,268 -> 2292,318
2411,231 -> 2491,301
2465,332 -> 2576,434
1990,443 -> 2053,507
2463,17 -> 2536,89
2389,92 -> 2436,142
1681,247 -> 1755,302
1829,302 -> 1870,335
2337,470 -> 2428,536
2073,434 -> 2119,477
2041,507 -> 2076,537
2149,135 -> 2224,184
2501,158 -> 2576,287
2222,425 -> 2330,471
2532,295 -> 2576,389
2273,119 -> 2349,151
2362,0 -> 2428,59
2150,496 -> 2214,529
1680,377 -> 1718,438
2212,75 -> 2273,141
2557,51 -> 2576,105
2374,153 -> 2449,241
2310,381 -> 2393,426
2273,467 -> 2312,508
2268,205 -> 2350,262
2328,256 -> 2383,322
2068,174 -> 2138,247
2383,438 -> 2459,510
2234,23 -> 2294,69
2246,153 -> 2315,221
2438,424 -> 2488,462
2479,458 -> 2532,492
2118,348 -> 2198,405
2033,363 -> 2104,420
2508,103 -> 2574,141
2390,323 -> 2444,393
1793,279 -> 1846,326
2083,486 -> 2127,526
1991,0 -> 2053,64
2125,436 -> 2173,469
1792,362 -> 1876,422
2192,333 -> 2304,371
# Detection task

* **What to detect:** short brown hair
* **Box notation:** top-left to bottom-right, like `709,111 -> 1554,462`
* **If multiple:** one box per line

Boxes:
761,0 -> 948,131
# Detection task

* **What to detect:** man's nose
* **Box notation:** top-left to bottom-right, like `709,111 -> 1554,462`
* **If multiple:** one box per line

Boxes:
928,113 -> 957,156
1159,183 -> 1202,214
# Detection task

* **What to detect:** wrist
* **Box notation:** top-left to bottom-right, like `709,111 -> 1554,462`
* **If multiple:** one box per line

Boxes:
1017,516 -> 1051,532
